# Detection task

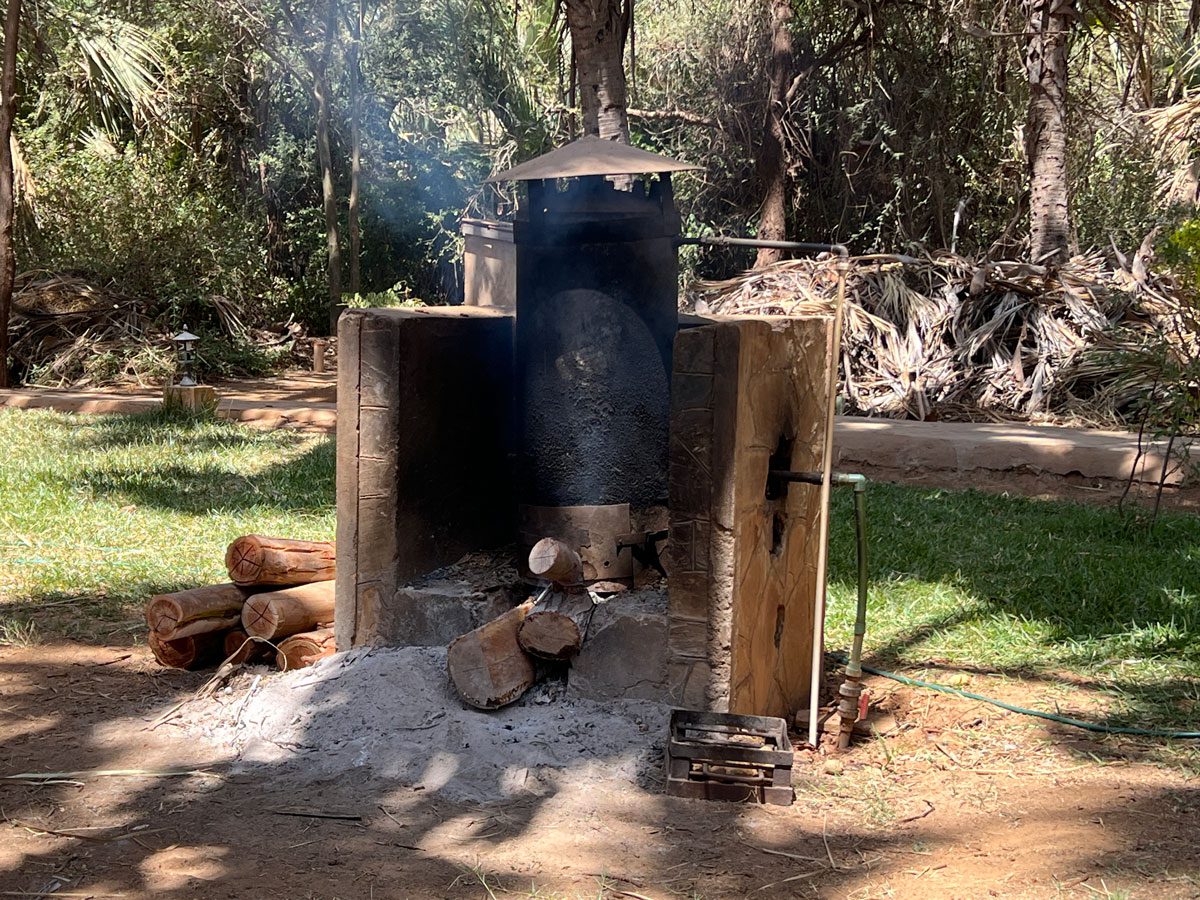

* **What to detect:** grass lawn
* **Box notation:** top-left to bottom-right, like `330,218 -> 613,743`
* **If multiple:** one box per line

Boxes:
2,406 -> 1197,731
825,481 -> 1200,732
0,408 -> 334,644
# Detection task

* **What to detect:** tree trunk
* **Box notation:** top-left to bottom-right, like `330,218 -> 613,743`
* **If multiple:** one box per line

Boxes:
241,580 -> 336,640
0,0 -> 20,389
225,535 -> 336,586
754,0 -> 793,269
564,0 -> 631,142
252,67 -> 288,278
1023,0 -> 1075,264
314,71 -> 343,334
347,0 -> 363,296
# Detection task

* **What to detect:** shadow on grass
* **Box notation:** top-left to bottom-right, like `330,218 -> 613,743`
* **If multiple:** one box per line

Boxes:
76,406 -> 290,452
0,579 -> 211,646
78,439 -> 335,515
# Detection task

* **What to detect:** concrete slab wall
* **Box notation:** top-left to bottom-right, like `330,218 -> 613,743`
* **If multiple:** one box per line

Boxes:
666,316 -> 834,719
335,307 -> 515,649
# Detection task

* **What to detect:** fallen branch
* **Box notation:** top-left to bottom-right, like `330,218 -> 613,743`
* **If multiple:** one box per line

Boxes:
269,808 -> 362,821
3,768 -> 216,783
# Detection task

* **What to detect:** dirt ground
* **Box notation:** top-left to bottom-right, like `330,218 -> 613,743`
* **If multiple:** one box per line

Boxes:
3,642 -> 1199,899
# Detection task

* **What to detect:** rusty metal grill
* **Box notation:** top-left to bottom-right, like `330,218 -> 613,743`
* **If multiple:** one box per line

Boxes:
665,709 -> 795,805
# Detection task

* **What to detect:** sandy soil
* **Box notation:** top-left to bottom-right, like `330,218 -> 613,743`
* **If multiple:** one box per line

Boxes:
3,642 -> 1199,899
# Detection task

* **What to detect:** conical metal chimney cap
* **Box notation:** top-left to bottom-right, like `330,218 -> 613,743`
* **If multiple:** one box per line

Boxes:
485,135 -> 700,182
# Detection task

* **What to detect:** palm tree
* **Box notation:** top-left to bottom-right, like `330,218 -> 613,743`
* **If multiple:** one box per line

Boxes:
562,0 -> 631,142
0,1 -> 168,386
1024,0 -> 1077,264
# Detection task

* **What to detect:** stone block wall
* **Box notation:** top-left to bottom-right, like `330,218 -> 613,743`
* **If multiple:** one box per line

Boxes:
335,307 -> 515,649
666,316 -> 834,719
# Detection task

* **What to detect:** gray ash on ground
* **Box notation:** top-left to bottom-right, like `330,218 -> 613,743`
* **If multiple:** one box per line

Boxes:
184,645 -> 668,804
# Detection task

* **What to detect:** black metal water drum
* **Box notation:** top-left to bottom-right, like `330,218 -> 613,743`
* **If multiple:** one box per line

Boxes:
513,175 -> 680,510
485,137 -> 698,579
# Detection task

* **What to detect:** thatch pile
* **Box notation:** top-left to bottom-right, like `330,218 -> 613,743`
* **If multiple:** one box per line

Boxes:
7,273 -> 312,386
8,273 -> 153,385
688,251 -> 1194,424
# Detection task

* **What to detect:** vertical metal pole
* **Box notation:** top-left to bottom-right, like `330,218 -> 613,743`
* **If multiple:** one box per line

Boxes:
807,253 -> 849,748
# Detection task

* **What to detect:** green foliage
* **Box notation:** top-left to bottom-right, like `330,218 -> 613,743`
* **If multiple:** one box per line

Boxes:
1160,217 -> 1200,290
346,284 -> 427,308
75,343 -> 174,387
196,338 -> 291,380
20,334 -> 288,388
635,0 -> 1199,270
20,132 -> 287,329
5,0 -> 1198,409
22,2 -> 171,141
1072,131 -> 1164,255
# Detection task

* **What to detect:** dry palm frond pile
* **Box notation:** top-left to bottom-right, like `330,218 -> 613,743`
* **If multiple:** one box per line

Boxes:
7,273 -> 311,387
7,273 -> 159,386
688,251 -> 1195,424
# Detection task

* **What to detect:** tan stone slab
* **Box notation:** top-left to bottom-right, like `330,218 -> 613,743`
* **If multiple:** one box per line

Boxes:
0,390 -> 162,415
726,318 -> 831,720
666,316 -> 834,721
0,388 -> 337,432
834,417 -> 1193,485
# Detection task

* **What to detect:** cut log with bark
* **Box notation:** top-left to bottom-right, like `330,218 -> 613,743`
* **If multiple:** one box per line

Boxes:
225,535 -> 336,587
241,580 -> 336,641
517,610 -> 582,660
223,628 -> 272,665
528,538 -> 583,587
145,584 -> 249,639
148,631 -> 225,670
276,627 -> 336,671
448,599 -> 536,709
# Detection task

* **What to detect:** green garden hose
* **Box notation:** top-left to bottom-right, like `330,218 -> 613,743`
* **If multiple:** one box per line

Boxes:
833,654 -> 1200,739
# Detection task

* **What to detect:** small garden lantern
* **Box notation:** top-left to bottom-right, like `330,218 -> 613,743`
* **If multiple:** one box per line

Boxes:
173,328 -> 199,387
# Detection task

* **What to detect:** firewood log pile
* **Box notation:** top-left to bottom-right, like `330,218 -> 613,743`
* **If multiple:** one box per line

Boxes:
143,536 -> 336,672
447,540 -> 595,710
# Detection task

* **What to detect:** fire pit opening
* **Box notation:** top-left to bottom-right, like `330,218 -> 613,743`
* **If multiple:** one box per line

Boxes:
335,136 -> 840,722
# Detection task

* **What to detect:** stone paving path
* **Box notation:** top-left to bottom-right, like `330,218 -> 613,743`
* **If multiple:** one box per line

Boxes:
834,417 -> 1190,486
1,372 -> 1190,486
0,373 -> 337,432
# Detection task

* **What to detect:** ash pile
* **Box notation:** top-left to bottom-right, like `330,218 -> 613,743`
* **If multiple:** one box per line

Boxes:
185,647 -> 666,805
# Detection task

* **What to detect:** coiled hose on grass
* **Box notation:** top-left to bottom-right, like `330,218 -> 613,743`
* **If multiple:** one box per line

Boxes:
833,654 -> 1200,739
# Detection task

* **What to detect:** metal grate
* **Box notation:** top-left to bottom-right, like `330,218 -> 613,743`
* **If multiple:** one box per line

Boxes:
665,709 -> 794,806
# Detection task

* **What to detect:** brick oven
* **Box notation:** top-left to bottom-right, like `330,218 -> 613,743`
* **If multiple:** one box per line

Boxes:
334,137 -> 836,722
